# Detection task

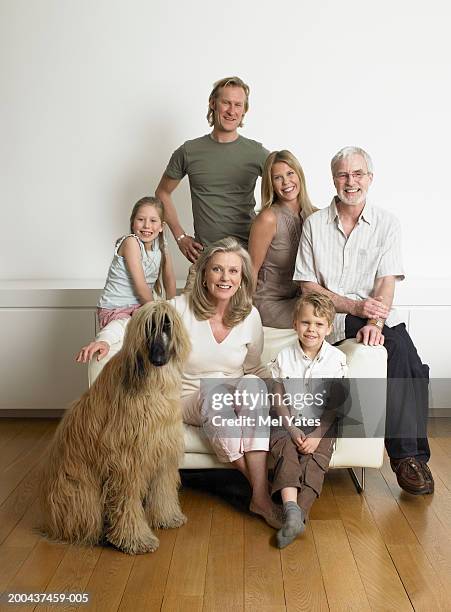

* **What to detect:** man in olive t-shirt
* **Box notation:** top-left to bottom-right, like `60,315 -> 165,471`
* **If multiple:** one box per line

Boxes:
156,76 -> 269,262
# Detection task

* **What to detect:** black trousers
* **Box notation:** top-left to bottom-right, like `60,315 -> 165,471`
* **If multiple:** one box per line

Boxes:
344,316 -> 430,462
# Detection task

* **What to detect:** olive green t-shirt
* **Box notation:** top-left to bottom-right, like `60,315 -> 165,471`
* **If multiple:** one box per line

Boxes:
165,134 -> 269,247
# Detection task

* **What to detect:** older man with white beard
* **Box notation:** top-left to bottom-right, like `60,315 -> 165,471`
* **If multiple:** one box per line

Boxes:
293,146 -> 433,495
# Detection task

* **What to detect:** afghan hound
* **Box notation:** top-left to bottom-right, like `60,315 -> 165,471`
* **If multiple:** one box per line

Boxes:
39,301 -> 191,554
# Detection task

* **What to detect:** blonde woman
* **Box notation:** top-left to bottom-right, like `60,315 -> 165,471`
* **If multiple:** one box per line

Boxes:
248,150 -> 316,328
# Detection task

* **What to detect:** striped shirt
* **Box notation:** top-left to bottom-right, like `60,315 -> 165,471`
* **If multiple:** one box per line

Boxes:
293,198 -> 405,344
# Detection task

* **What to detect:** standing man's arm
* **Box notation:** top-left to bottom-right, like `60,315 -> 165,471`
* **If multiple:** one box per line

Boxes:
155,175 -> 203,263
300,281 -> 390,319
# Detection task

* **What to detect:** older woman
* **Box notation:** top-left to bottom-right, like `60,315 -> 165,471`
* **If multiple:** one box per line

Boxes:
248,150 -> 316,328
77,238 -> 280,528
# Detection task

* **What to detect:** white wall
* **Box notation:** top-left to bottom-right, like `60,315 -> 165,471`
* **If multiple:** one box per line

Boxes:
1,0 -> 450,282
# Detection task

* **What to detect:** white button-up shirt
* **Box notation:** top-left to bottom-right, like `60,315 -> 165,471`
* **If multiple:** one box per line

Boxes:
270,339 -> 347,382
293,199 -> 405,344
270,339 -> 347,424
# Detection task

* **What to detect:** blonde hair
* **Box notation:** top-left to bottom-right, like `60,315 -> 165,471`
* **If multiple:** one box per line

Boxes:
188,237 -> 254,328
129,196 -> 167,298
261,150 -> 316,218
207,76 -> 250,128
293,292 -> 335,326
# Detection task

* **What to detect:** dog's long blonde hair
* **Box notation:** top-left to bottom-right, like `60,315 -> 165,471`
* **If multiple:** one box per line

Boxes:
39,299 -> 191,549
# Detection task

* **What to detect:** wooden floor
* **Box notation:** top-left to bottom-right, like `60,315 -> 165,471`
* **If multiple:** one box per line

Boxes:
1,419 -> 451,612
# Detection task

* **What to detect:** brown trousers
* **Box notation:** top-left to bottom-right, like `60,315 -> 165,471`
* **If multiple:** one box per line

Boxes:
270,428 -> 336,516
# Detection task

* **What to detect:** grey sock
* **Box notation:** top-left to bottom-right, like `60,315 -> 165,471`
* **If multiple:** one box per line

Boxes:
276,501 -> 305,549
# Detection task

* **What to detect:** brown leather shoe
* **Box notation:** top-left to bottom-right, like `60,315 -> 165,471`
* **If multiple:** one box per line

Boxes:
390,457 -> 432,495
419,461 -> 435,494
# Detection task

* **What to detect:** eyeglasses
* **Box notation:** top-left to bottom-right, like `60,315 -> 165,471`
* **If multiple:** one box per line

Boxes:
334,171 -> 370,182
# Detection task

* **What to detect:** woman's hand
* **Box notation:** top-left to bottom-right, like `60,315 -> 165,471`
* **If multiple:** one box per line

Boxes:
75,341 -> 110,363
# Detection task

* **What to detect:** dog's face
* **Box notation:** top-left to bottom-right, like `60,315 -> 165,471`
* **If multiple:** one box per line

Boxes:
121,301 -> 191,393
147,314 -> 172,367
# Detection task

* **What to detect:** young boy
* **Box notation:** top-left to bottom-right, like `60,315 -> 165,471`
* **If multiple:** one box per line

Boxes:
270,292 -> 348,548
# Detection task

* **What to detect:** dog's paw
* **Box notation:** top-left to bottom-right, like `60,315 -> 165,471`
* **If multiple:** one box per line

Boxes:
121,533 -> 160,555
108,528 -> 160,555
154,512 -> 187,529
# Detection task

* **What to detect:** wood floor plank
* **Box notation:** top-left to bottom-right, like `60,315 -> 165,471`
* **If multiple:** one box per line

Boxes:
410,441 -> 451,538
243,513 -> 285,612
387,543 -> 449,611
163,595 -> 203,612
333,494 -> 413,611
161,488 -> 212,612
428,439 -> 451,490
379,458 -> 451,601
280,522 -> 329,612
0,502 -> 45,606
419,478 -> 451,539
0,546 -> 32,592
203,500 -> 244,612
2,498 -> 42,549
0,458 -> 44,545
117,528 -> 178,612
0,422 -> 57,544
308,475 -> 340,520
363,462 -> 450,609
0,540 -> 67,612
362,467 -> 419,545
35,545 -> 102,612
0,419 -> 26,448
311,519 -> 370,611
434,436 -> 451,456
379,450 -> 451,535
1,419 -> 451,610
427,418 -> 451,437
0,420 -> 49,474
73,546 -> 134,612
327,467 -> 361,498
0,422 -> 56,506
